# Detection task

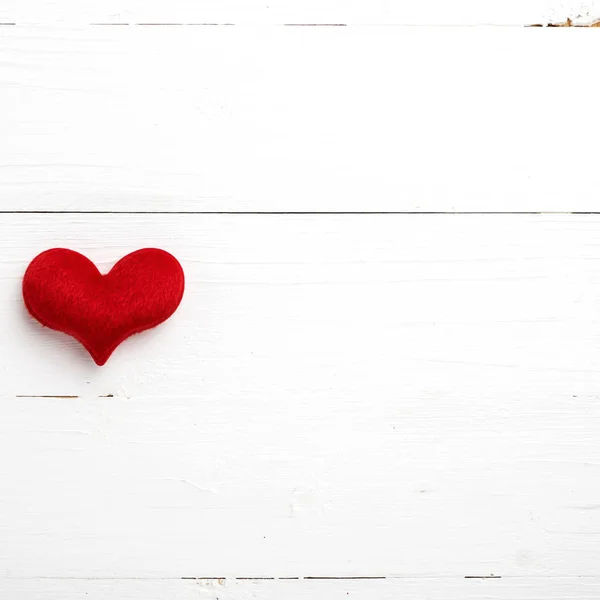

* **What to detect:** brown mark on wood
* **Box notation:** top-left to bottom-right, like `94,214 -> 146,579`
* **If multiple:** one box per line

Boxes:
529,18 -> 600,26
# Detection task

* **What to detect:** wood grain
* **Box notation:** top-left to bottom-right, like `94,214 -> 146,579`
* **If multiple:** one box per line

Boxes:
2,4 -> 599,596
1,27 -> 599,212
1,0 -> 586,26
1,214 -> 600,582
2,577 -> 600,600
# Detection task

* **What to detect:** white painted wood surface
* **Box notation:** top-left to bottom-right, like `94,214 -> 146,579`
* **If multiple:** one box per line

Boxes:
1,215 -> 600,596
3,578 -> 600,600
3,0 -> 600,25
2,2 -> 600,597
1,27 -> 600,212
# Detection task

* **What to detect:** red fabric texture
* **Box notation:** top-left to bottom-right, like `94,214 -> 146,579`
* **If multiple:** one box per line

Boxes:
23,248 -> 185,365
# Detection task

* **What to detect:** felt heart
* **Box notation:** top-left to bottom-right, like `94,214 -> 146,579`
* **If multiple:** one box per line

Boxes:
23,248 -> 185,365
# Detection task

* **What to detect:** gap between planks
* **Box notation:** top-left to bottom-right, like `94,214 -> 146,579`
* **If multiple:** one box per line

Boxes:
2,22 -> 598,27
4,211 -> 600,216
184,575 -> 500,581
15,395 -> 114,399
3,575 -> 505,581
18,575 -> 600,581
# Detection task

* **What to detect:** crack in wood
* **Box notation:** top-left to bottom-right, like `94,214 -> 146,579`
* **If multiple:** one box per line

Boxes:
4,210 -> 600,215
91,22 -> 236,26
16,395 -> 115,399
16,395 -> 79,399
182,576 -> 387,581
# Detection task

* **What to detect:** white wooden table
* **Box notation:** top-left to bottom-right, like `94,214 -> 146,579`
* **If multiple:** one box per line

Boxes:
1,2 -> 600,598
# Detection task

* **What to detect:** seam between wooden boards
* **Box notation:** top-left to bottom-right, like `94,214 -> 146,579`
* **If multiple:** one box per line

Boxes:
3,211 -> 600,215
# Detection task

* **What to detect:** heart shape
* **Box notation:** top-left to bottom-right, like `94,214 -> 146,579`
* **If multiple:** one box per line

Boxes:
23,248 -> 185,365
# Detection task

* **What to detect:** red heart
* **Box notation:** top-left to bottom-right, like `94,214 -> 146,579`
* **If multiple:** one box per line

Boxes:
23,248 -> 185,365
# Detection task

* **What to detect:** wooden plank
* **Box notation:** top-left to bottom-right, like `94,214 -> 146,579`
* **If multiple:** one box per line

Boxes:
1,27 -> 599,212
2,578 -> 600,600
2,0 -> 589,26
1,214 -> 600,578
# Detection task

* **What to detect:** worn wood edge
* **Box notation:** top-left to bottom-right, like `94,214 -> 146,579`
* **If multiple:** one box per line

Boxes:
529,17 -> 600,25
